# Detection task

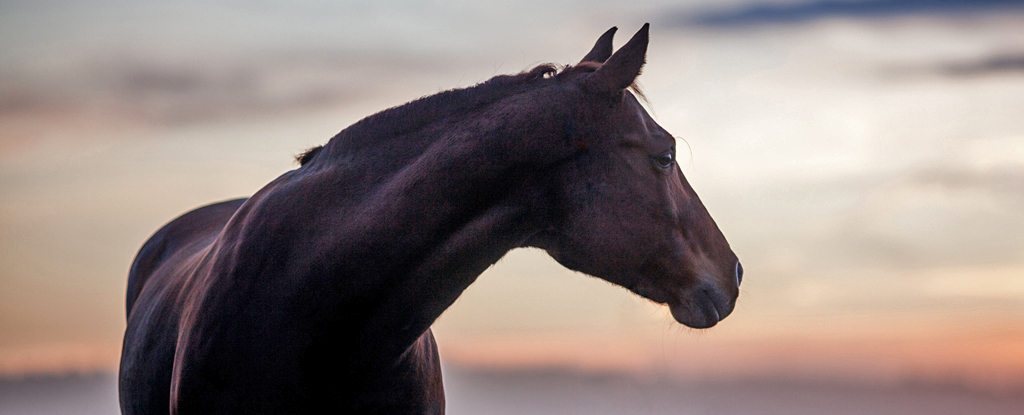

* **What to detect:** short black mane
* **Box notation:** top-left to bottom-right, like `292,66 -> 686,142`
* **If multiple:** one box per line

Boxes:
296,63 -> 607,167
296,146 -> 323,166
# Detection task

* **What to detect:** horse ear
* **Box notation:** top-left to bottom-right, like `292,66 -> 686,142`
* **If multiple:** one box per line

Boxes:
579,27 -> 617,64
582,23 -> 649,95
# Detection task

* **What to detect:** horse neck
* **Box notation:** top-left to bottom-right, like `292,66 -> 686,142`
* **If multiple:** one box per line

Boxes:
355,200 -> 535,365
304,115 -> 559,363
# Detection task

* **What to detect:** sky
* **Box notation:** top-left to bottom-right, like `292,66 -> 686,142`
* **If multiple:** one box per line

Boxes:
1,0 -> 1024,395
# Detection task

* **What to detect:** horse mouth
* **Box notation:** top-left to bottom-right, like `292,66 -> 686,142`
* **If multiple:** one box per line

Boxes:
668,288 -> 730,329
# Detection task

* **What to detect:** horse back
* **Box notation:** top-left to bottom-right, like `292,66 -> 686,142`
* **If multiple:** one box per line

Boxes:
121,198 -> 246,415
125,198 -> 247,317
124,194 -> 446,414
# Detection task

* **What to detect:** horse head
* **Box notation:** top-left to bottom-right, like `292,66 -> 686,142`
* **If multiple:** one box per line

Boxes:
529,25 -> 741,329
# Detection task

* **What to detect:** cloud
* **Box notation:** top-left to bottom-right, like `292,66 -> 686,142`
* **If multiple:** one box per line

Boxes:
0,50 -> 454,132
938,54 -> 1024,77
824,161 -> 1024,270
0,50 -> 467,158
881,53 -> 1024,80
676,0 -> 1024,27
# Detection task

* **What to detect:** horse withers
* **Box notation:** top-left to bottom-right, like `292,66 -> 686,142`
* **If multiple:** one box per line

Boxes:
119,24 -> 742,414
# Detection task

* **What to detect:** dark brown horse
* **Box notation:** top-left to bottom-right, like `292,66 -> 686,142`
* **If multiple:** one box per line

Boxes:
119,24 -> 741,414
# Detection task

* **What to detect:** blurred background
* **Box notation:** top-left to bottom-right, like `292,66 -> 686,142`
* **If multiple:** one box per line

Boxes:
2,0 -> 1023,414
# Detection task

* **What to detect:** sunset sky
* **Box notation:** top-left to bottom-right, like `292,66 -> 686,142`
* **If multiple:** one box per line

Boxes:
2,0 -> 1023,394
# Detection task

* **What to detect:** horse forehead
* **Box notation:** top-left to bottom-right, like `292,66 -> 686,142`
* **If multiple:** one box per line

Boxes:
616,95 -> 672,148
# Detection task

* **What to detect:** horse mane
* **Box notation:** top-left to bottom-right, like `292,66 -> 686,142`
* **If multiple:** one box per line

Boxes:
296,61 -> 643,166
328,64 -> 563,154
296,146 -> 323,166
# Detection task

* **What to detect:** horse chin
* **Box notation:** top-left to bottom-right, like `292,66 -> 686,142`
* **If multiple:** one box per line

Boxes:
668,291 -> 724,329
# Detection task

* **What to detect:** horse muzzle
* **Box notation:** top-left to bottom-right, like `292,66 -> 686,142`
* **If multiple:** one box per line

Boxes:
668,284 -> 735,328
667,261 -> 741,329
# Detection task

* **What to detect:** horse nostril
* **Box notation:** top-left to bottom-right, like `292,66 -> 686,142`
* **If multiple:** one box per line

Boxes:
735,261 -> 743,286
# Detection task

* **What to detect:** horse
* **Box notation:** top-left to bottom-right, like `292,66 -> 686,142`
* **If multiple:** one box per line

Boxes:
118,24 -> 742,414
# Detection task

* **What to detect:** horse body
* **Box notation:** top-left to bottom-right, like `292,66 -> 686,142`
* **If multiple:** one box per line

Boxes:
120,25 -> 742,414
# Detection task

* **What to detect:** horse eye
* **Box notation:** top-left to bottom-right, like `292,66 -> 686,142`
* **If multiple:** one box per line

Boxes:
653,152 -> 674,169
